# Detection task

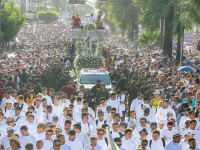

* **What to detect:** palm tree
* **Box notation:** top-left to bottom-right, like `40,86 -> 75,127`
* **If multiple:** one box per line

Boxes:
136,30 -> 160,49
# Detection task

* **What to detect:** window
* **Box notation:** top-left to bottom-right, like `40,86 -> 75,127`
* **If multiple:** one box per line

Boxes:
80,74 -> 110,85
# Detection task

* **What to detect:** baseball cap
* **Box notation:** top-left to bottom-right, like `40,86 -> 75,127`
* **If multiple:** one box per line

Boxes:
96,79 -> 101,82
46,122 -> 56,127
184,130 -> 193,136
83,100 -> 89,103
61,94 -> 67,99
6,126 -> 14,132
67,113 -> 73,118
179,80 -> 184,83
98,111 -> 104,115
144,108 -> 150,115
151,122 -> 157,126
106,105 -> 112,111
49,88 -> 55,92
15,106 -> 22,110
69,104 -> 74,108
6,117 -> 14,124
159,120 -> 165,124
139,128 -> 148,134
173,131 -> 181,137
119,122 -> 127,127
9,135 -> 19,142
53,116 -> 58,121
36,93 -> 43,97
153,90 -> 160,94
90,134 -> 97,139
5,100 -> 12,104
77,97 -> 82,101
55,126 -> 62,131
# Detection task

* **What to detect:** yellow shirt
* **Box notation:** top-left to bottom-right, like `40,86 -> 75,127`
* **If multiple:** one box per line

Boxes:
152,98 -> 163,109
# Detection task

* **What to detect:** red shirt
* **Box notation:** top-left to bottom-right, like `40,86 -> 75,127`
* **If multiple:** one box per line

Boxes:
61,85 -> 75,99
73,18 -> 81,26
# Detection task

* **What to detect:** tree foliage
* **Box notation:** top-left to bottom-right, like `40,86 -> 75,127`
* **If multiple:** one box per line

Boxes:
136,30 -> 160,48
37,10 -> 59,23
1,0 -> 26,43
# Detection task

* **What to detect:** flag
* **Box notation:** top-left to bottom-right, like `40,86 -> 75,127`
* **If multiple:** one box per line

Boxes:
33,23 -> 37,35
106,127 -> 120,150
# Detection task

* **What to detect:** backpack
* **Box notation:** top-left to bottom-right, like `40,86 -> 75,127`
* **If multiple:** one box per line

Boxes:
149,138 -> 165,148
110,131 -> 124,138
96,120 -> 107,126
104,137 -> 108,145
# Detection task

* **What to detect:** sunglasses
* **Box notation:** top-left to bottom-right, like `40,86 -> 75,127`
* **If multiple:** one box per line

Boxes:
142,143 -> 147,146
117,144 -> 122,146
98,133 -> 104,135
111,112 -> 115,114
98,115 -> 103,116
46,133 -> 52,136
55,144 -> 61,146
100,101 -> 105,104
91,138 -> 96,140
48,109 -> 52,111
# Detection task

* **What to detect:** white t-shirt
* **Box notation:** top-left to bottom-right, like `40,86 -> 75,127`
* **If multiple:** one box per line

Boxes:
121,139 -> 136,150
52,104 -> 63,117
50,144 -> 72,150
148,139 -> 165,150
32,132 -> 45,141
19,134 -> 37,150
1,136 -> 11,149
107,99 -> 122,116
84,144 -> 102,150
117,94 -> 126,111
88,17 -> 96,22
76,131 -> 90,148
42,95 -> 52,105
65,138 -> 83,150
165,140 -> 182,150
42,139 -> 53,150
97,138 -> 108,150
185,148 -> 200,150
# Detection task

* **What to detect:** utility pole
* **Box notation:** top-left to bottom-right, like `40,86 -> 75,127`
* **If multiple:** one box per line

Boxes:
133,29 -> 136,45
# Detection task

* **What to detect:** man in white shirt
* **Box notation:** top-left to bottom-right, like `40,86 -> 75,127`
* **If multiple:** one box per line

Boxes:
185,137 -> 200,150
121,129 -> 136,150
184,119 -> 200,142
17,95 -> 28,113
161,121 -> 176,143
84,134 -> 102,150
96,98 -> 109,117
42,129 -> 54,150
65,129 -> 83,150
52,96 -> 63,117
88,14 -> 96,22
25,114 -> 37,134
32,123 -> 46,141
1,91 -> 16,110
97,128 -> 108,150
156,99 -> 176,122
3,101 -> 13,118
34,99 -> 43,115
1,126 -> 14,149
107,93 -> 122,116
95,111 -> 107,130
11,106 -> 26,125
180,131 -> 193,150
19,125 -> 37,150
148,130 -> 165,150
83,100 -> 95,118
6,117 -> 21,135
73,123 -> 89,148
80,112 -> 93,136
56,134 -> 72,150
165,131 -> 182,150
43,105 -> 56,123
116,90 -> 126,121
59,94 -> 70,109
130,93 -> 144,113
42,87 -> 52,105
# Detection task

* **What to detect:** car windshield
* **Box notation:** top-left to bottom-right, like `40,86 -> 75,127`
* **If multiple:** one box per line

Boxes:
80,74 -> 110,85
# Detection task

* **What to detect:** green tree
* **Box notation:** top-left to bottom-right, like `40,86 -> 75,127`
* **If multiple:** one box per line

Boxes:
1,0 -> 26,43
136,30 -> 160,49
37,10 -> 59,23
76,4 -> 94,16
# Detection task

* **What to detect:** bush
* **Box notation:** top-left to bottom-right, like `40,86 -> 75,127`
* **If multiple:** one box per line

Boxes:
37,10 -> 59,23
27,10 -> 37,14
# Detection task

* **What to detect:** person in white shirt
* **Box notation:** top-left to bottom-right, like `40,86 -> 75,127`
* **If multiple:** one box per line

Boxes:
36,140 -> 44,150
165,131 -> 182,150
137,108 -> 156,126
116,90 -> 126,121
56,134 -> 72,150
52,96 -> 63,117
1,91 -> 16,110
42,87 -> 52,105
161,121 -> 177,143
59,94 -> 71,109
88,14 -> 96,22
96,98 -> 109,117
73,123 -> 89,148
156,99 -> 176,122
11,106 -> 26,125
109,113 -> 121,127
127,110 -> 137,130
25,114 -> 37,134
62,120 -> 71,139
80,112 -> 93,136
148,130 -> 165,150
32,123 -> 46,141
8,135 -> 22,150
107,93 -> 122,116
158,119 -> 165,135
42,129 -> 54,150
95,111 -> 107,130
19,125 -> 37,150
84,134 -> 102,150
17,95 -> 28,113
3,101 -> 13,118
130,93 -> 144,113
180,131 -> 193,150
6,117 -> 21,135
82,100 -> 95,118
97,128 -> 108,150
43,105 -> 56,123
34,98 -> 43,115
135,139 -> 149,150
110,122 -> 121,139
1,126 -> 14,149
74,97 -> 83,114
185,137 -> 200,150
184,119 -> 200,142
121,129 -> 136,150
105,106 -> 113,123
65,129 -> 83,150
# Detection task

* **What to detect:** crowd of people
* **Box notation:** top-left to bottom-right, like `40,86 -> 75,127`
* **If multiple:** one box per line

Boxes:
0,15 -> 200,150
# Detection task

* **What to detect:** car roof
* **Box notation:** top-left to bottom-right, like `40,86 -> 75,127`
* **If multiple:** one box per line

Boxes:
81,72 -> 106,75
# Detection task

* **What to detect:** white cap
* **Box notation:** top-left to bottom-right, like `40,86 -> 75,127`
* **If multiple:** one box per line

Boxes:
159,120 -> 165,124
185,88 -> 189,93
153,90 -> 160,95
189,85 -> 194,89
184,130 -> 193,136
173,131 -> 181,137
6,126 -> 14,132
90,134 -> 97,139
167,86 -> 172,89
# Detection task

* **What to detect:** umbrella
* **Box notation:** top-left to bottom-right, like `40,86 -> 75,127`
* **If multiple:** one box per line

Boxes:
185,35 -> 192,39
173,44 -> 177,48
177,66 -> 196,72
